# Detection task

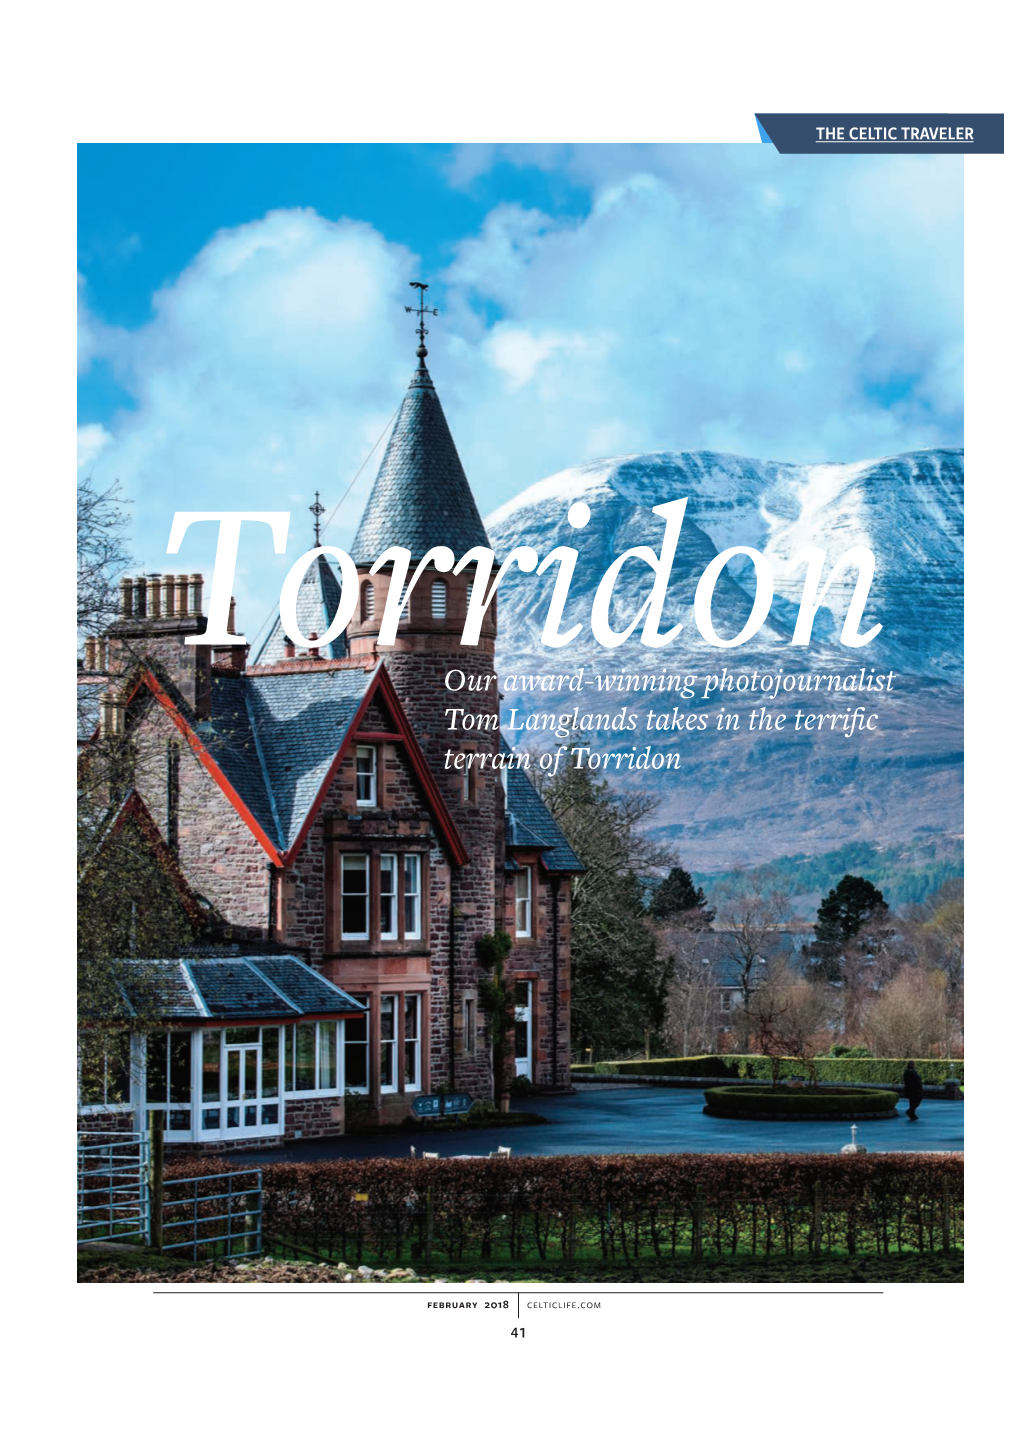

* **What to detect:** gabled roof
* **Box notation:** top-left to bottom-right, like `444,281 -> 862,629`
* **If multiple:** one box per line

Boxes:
132,660 -> 468,868
79,788 -> 205,927
501,742 -> 584,874
350,360 -> 491,564
252,552 -> 348,665
107,955 -> 366,1023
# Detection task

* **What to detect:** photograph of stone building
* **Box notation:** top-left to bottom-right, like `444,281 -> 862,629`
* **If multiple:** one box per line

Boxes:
78,334 -> 581,1147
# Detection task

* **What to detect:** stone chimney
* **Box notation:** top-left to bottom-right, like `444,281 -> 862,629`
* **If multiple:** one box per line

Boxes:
106,570 -> 212,718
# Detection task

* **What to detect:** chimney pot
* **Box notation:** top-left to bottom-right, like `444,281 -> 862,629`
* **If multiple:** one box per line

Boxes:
227,596 -> 237,633
146,574 -> 163,619
189,573 -> 204,616
133,576 -> 147,618
175,574 -> 189,616
162,575 -> 176,616
283,636 -> 296,659
84,637 -> 98,671
308,631 -> 320,660
119,577 -> 134,617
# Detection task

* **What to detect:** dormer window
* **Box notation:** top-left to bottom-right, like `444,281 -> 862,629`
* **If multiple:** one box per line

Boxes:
431,578 -> 447,619
361,581 -> 375,620
355,746 -> 377,807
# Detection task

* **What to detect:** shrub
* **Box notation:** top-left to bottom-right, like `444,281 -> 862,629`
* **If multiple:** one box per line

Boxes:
571,1055 -> 962,1085
248,1152 -> 962,1267
703,1086 -> 898,1118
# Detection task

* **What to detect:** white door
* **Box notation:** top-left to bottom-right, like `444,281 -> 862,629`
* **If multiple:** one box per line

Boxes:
199,1027 -> 283,1140
514,982 -> 532,1080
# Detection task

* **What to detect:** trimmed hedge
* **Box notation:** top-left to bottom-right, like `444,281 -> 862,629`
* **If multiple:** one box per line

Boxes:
243,1152 -> 962,1265
573,1055 -> 963,1086
703,1086 -> 898,1119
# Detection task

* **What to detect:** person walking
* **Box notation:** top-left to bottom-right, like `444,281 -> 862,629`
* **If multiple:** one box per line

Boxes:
903,1061 -> 924,1120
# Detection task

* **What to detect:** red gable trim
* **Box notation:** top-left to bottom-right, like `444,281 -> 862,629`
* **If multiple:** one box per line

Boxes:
282,664 -> 468,868
136,669 -> 284,865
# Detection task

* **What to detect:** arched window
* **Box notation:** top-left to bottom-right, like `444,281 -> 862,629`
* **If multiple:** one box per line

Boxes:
361,581 -> 375,620
431,578 -> 447,619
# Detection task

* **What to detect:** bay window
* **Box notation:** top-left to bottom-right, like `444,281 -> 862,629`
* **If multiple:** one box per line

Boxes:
338,852 -> 426,945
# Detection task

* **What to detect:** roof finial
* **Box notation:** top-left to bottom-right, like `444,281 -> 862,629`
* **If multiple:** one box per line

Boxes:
405,280 -> 439,364
309,490 -> 326,546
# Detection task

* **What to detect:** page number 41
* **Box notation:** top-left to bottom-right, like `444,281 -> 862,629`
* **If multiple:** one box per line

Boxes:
510,1328 -> 525,1339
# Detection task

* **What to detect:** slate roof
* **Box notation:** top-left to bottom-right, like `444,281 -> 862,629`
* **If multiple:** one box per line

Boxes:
350,361 -> 491,564
501,742 -> 584,874
112,955 -> 366,1022
252,552 -> 348,666
201,664 -> 376,852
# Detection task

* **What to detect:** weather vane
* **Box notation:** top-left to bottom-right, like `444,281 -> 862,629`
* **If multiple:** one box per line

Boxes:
309,490 -> 326,546
405,280 -> 439,358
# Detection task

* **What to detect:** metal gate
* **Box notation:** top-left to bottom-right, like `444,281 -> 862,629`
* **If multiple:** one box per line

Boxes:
77,1131 -> 150,1244
77,1132 -> 262,1261
161,1170 -> 263,1262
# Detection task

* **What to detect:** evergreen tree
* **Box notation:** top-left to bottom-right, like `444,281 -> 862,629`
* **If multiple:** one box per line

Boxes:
808,874 -> 890,982
649,866 -> 714,924
540,756 -> 671,1060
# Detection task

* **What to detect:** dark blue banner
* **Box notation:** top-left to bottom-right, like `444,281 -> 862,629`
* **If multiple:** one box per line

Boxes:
756,113 -> 1004,154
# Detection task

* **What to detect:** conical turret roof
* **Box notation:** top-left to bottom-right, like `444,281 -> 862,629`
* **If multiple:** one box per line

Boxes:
350,360 -> 490,565
252,552 -> 347,665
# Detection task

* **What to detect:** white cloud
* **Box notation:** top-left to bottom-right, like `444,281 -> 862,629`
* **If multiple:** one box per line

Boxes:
77,422 -> 113,473
79,149 -> 962,633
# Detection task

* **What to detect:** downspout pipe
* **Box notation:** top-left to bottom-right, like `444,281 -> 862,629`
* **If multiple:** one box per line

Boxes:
551,875 -> 561,1089
449,901 -> 457,1090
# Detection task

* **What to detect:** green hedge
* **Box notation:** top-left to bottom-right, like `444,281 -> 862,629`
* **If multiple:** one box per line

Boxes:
572,1055 -> 962,1085
704,1087 -> 899,1118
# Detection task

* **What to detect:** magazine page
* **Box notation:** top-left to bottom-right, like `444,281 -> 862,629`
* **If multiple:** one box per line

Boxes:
39,8 -> 1008,1429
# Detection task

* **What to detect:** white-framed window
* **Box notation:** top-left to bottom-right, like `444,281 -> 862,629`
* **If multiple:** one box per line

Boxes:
515,867 -> 532,937
341,854 -> 370,939
145,1029 -> 194,1133
380,854 -> 398,939
78,1031 -> 133,1111
380,994 -> 397,1092
403,853 -> 422,939
282,1021 -> 339,1095
361,581 -> 375,619
200,1026 -> 282,1136
721,993 -> 732,1012
356,745 -> 377,807
404,994 -> 422,1091
344,995 -> 370,1093
431,578 -> 447,618
463,997 -> 477,1058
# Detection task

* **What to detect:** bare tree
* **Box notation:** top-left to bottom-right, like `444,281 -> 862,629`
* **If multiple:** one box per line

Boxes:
661,924 -> 718,1057
745,959 -> 829,1085
710,869 -> 790,1046
78,476 -> 132,638
861,966 -> 955,1059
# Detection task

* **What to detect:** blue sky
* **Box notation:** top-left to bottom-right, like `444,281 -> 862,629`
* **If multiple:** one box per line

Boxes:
78,143 -> 962,641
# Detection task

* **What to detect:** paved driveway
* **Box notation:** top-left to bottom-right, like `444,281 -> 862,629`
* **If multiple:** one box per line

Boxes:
230,1086 -> 963,1164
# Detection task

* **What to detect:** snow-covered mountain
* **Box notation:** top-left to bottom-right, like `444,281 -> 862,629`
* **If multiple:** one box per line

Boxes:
486,448 -> 963,871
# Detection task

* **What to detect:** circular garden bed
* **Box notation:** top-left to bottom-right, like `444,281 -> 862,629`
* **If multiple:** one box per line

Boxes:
703,1086 -> 898,1121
